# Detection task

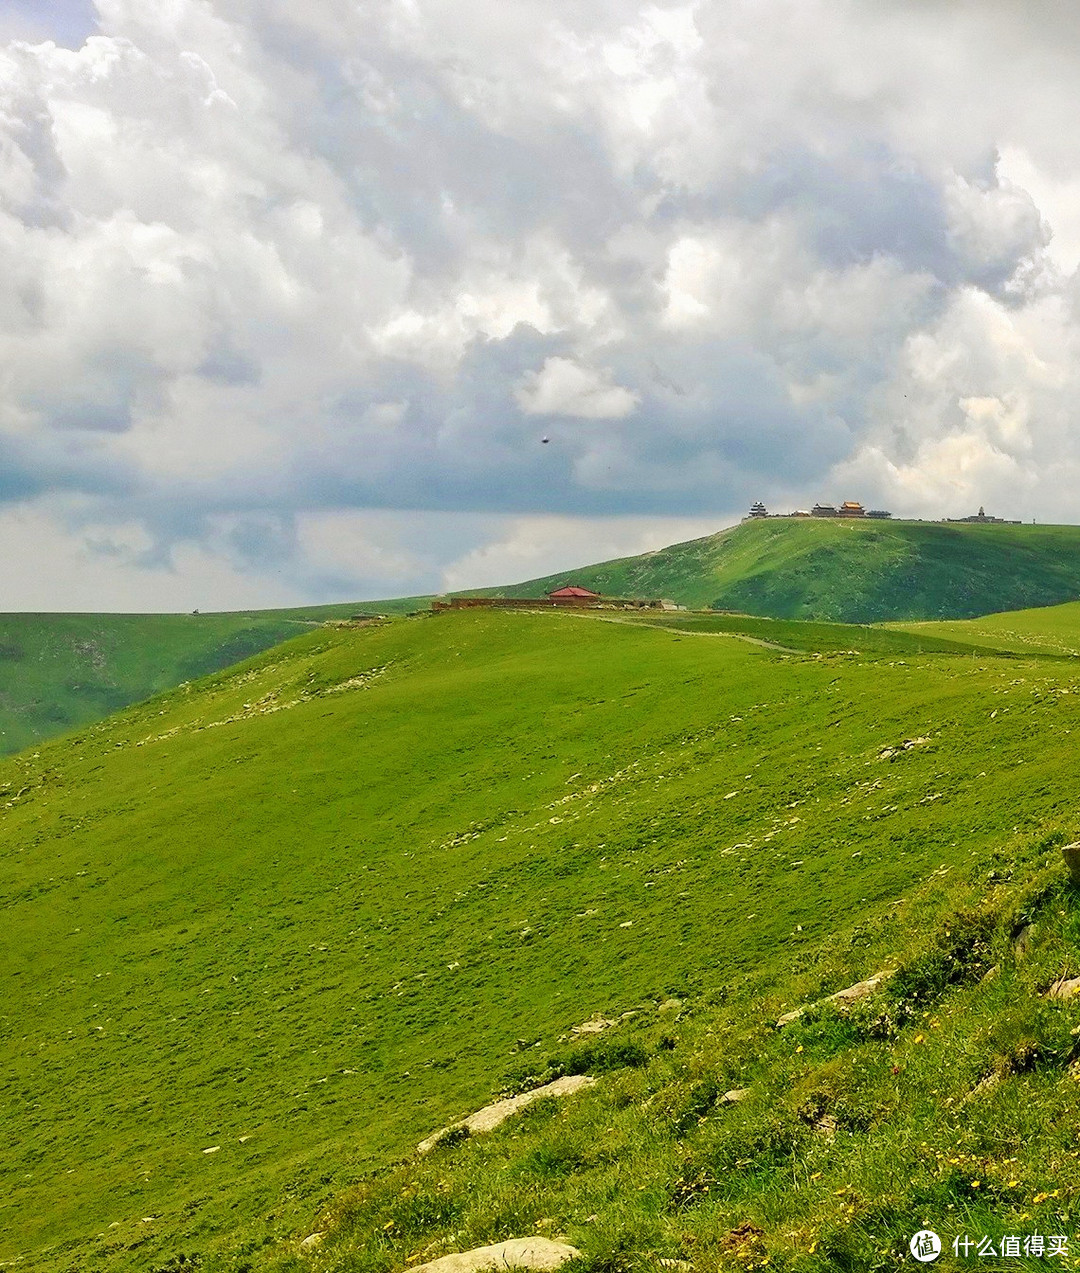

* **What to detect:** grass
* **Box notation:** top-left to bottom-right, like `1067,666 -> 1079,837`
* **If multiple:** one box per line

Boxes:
0,597 -> 425,755
6,603 -> 1080,1270
9,517 -> 1080,758
486,518 -> 1080,622
894,600 -> 1080,658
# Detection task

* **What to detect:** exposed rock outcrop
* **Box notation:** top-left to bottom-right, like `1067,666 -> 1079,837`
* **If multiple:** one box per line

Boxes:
776,970 -> 895,1027
418,1075 -> 596,1154
408,1237 -> 581,1273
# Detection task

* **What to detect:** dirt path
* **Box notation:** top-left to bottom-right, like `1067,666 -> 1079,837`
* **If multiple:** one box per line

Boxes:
517,608 -> 804,654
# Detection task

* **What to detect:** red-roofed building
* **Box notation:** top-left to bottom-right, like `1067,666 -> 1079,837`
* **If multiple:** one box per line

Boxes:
548,586 -> 601,599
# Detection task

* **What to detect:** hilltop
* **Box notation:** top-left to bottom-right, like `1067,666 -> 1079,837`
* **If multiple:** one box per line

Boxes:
488,518 -> 1080,623
5,602 -> 1080,1271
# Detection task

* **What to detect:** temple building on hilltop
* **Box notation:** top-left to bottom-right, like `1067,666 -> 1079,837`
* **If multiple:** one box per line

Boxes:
948,506 -> 1021,525
745,499 -> 892,521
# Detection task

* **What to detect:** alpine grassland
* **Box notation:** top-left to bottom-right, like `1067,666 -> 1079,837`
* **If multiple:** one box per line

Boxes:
0,599 -> 423,756
9,517 -> 1080,760
6,605 -> 1080,1271
487,518 -> 1080,622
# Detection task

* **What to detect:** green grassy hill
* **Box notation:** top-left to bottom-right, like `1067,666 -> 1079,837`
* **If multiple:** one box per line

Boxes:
486,518 -> 1080,622
7,518 -> 1080,760
6,604 -> 1080,1271
0,597 -> 425,756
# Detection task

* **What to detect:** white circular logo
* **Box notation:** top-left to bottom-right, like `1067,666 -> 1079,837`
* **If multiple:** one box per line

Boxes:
910,1231 -> 942,1263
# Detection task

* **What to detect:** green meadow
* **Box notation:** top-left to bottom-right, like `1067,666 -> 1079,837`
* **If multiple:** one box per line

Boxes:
0,598 -> 424,756
6,603 -> 1080,1271
9,517 -> 1080,760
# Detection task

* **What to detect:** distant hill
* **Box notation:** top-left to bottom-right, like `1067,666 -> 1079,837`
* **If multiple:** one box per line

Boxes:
487,518 -> 1080,622
0,596 -> 424,754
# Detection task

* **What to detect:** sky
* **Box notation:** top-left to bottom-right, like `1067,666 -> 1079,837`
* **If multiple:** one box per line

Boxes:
4,1 -> 1080,609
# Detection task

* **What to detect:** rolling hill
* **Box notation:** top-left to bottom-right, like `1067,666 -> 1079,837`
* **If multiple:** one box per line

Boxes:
5,602 -> 1080,1271
487,517 -> 1080,622
0,597 -> 425,756
7,518 -> 1080,760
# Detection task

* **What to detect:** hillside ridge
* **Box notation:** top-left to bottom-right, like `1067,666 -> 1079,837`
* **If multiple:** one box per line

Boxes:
480,518 -> 1080,623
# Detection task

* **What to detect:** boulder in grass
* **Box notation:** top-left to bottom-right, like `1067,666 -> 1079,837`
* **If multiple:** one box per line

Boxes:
408,1237 -> 581,1273
1047,975 -> 1080,1001
776,970 -> 895,1027
1063,843 -> 1080,886
417,1075 -> 596,1154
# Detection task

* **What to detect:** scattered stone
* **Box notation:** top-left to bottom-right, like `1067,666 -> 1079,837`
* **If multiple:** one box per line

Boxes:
572,1016 -> 616,1035
980,965 -> 1001,984
721,1088 -> 749,1104
813,1113 -> 838,1137
408,1237 -> 580,1273
657,998 -> 683,1013
300,1232 -> 325,1250
966,1072 -> 1002,1103
1063,843 -> 1080,886
1047,975 -> 1080,1001
776,970 -> 895,1027
202,1146 -> 220,1154
878,736 -> 930,762
1013,924 -> 1036,957
418,1075 -> 597,1154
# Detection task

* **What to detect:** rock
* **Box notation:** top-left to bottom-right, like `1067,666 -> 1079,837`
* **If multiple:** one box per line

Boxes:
721,1088 -> 748,1104
408,1238 -> 581,1273
300,1232 -> 325,1249
1063,843 -> 1080,886
418,1075 -> 597,1154
572,1017 -> 615,1035
1047,975 -> 1080,1001
813,1113 -> 838,1137
1013,923 -> 1036,957
657,998 -> 683,1013
777,970 -> 895,1027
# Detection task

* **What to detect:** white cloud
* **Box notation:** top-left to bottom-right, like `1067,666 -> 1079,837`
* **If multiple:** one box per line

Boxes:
515,357 -> 640,419
440,513 -> 726,592
4,0 -> 1080,605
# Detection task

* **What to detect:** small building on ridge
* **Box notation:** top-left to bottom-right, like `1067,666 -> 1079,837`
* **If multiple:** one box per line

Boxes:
548,586 -> 601,600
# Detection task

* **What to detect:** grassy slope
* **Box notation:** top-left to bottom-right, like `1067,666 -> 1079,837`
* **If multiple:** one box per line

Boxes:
487,518 -> 1080,623
8,516 -> 1080,758
0,597 -> 425,756
894,599 -> 1080,657
5,607 -> 1080,1271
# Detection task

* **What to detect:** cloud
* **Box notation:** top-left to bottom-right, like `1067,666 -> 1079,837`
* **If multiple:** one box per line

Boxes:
514,357 -> 640,419
2,0 -> 1080,605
